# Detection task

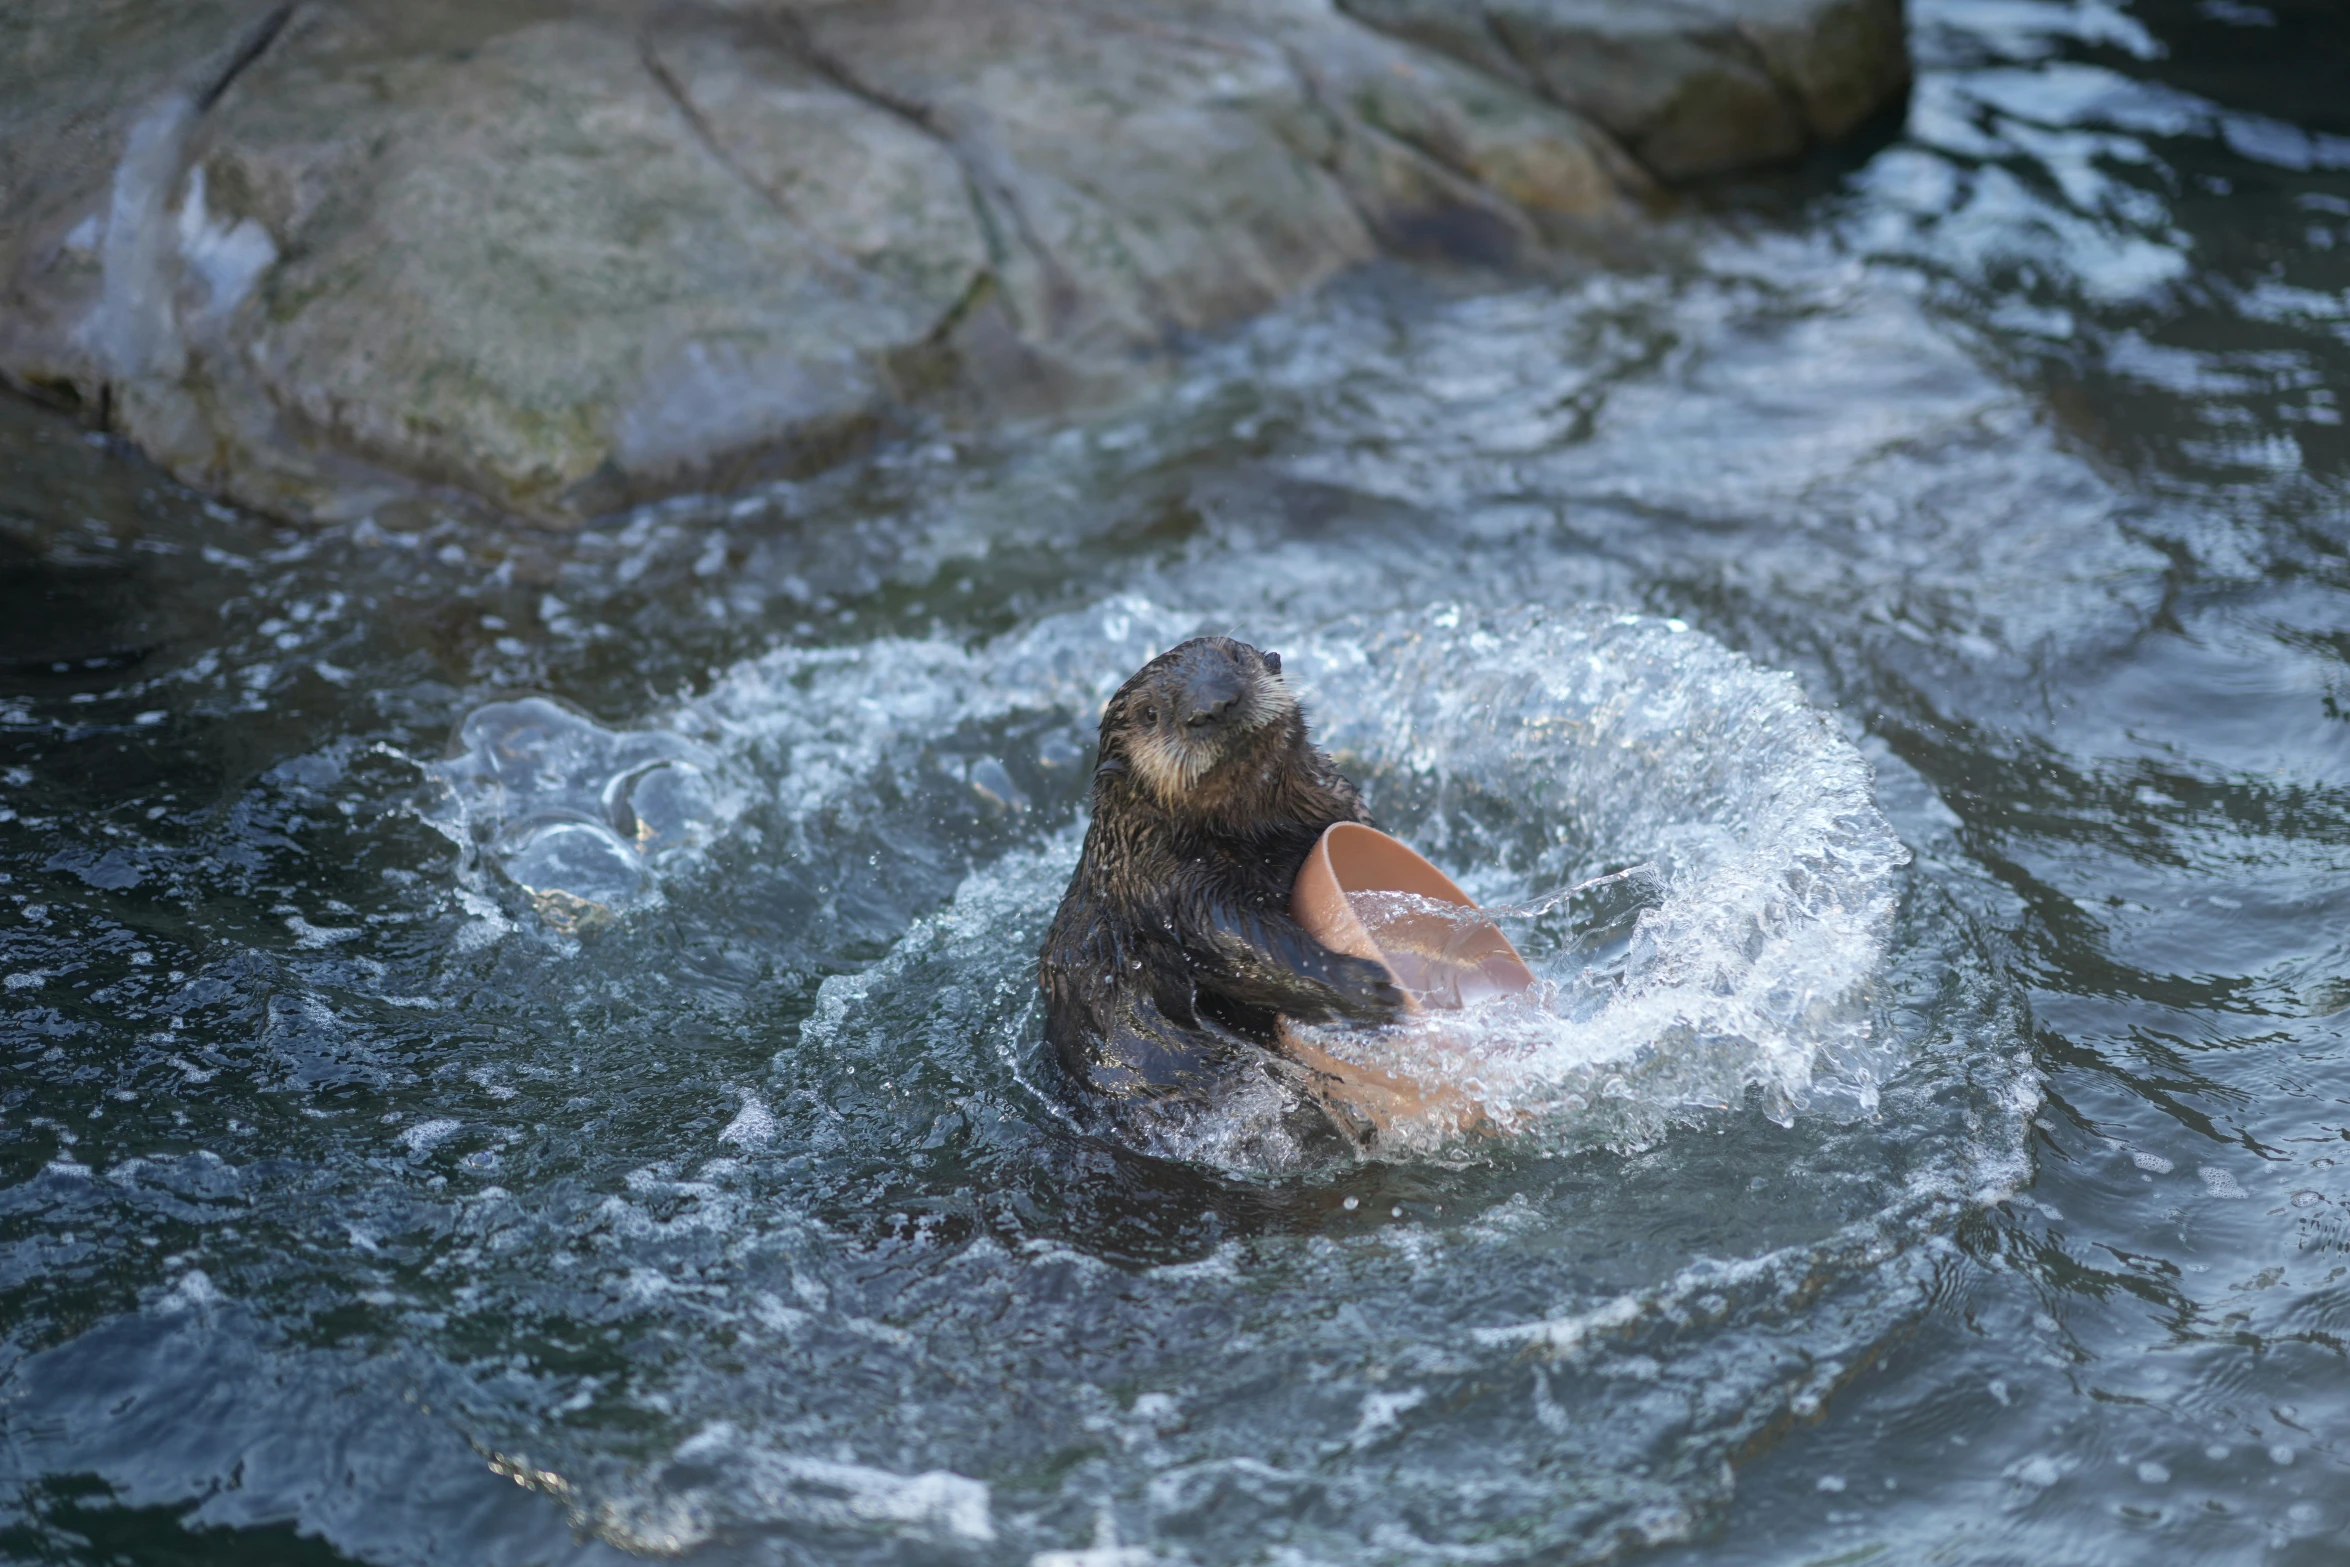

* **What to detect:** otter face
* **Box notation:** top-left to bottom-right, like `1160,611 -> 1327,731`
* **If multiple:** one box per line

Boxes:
1101,637 -> 1297,811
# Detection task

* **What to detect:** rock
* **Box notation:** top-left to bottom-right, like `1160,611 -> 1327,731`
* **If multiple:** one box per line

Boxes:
0,0 -> 1903,526
786,0 -> 1379,383
224,6 -> 978,518
0,2 -> 288,421
1704,0 -> 1913,146
1339,0 -> 1909,180
1270,0 -> 1649,253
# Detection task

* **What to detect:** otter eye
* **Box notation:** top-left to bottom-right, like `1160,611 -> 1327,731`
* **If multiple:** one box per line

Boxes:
1141,706 -> 1159,726
1263,651 -> 1282,674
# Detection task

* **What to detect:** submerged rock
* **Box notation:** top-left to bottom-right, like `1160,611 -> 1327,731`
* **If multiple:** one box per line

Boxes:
0,0 -> 1905,525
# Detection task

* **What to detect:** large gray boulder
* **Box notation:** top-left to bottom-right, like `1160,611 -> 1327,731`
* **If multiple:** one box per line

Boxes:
0,0 -> 1905,525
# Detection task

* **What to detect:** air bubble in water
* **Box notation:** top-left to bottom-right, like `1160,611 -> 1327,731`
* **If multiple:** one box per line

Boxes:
426,696 -> 731,923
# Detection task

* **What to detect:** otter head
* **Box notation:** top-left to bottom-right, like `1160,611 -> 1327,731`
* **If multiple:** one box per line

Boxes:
1096,637 -> 1301,818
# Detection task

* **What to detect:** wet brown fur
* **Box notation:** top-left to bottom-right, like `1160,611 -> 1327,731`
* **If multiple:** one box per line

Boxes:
1040,636 -> 1402,1105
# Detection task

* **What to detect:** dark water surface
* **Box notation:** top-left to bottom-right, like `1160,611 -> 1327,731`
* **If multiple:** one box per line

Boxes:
5,1 -> 2349,1562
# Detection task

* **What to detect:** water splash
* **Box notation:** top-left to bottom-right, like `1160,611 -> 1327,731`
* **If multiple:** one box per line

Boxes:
1283,605 -> 1909,1157
423,695 -> 732,928
438,598 -> 1907,1169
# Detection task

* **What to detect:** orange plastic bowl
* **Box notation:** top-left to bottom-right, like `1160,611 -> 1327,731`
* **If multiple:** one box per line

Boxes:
1277,823 -> 1534,1145
1291,822 -> 1534,1010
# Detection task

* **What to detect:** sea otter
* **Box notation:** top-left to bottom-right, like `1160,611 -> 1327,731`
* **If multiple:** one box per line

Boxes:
1040,636 -> 1402,1121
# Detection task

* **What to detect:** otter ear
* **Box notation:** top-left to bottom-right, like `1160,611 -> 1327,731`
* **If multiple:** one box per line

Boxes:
1262,650 -> 1282,675
1094,754 -> 1130,781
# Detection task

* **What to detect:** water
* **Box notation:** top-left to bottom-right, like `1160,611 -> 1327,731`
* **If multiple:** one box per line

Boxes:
3,0 -> 2347,1561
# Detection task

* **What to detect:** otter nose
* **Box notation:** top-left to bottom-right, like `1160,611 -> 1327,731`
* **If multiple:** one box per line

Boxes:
1183,671 -> 1244,730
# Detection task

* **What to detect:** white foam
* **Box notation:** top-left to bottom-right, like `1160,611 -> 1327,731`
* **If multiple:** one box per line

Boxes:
717,1095 -> 775,1148
397,1118 -> 461,1155
159,1268 -> 221,1314
588,1422 -> 994,1552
